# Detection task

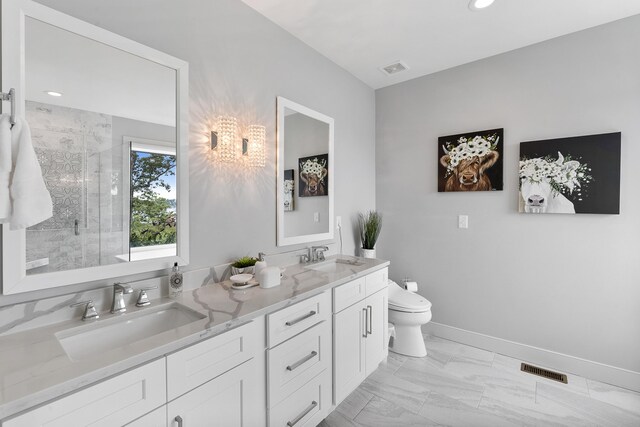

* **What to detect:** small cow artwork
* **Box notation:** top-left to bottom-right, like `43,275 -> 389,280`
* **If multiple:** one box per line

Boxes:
438,128 -> 504,192
283,169 -> 294,211
298,154 -> 328,197
519,132 -> 620,214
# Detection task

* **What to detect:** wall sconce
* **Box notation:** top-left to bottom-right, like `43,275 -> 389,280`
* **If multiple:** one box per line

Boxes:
211,116 -> 240,163
246,125 -> 266,168
210,117 -> 265,168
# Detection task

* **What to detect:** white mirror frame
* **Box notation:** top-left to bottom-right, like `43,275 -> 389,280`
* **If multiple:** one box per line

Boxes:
276,96 -> 334,246
1,0 -> 190,294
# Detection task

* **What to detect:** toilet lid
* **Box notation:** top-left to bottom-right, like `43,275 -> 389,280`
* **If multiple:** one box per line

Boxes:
388,281 -> 432,312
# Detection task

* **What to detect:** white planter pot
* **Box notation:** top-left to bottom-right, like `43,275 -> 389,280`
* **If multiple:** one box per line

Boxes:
231,266 -> 254,276
360,248 -> 376,259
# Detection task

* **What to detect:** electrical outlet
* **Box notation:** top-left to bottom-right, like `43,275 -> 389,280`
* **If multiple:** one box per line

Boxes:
336,216 -> 342,229
314,212 -> 319,223
458,215 -> 469,229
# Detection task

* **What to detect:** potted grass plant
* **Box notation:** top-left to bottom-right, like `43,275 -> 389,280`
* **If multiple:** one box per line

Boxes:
231,256 -> 258,275
358,210 -> 382,259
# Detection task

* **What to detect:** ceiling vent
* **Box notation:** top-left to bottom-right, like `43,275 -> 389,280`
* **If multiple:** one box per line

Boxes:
379,61 -> 409,76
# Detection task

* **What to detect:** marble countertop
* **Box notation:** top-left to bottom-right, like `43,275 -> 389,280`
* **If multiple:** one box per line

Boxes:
0,256 -> 389,420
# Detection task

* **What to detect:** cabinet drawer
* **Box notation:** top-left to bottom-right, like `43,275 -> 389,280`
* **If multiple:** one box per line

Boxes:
267,291 -> 330,348
365,267 -> 388,296
333,277 -> 366,313
269,369 -> 331,427
167,318 -> 263,401
4,359 -> 166,427
267,321 -> 331,408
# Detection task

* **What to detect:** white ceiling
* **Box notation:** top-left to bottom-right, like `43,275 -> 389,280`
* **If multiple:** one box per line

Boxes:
26,17 -> 176,126
241,0 -> 640,89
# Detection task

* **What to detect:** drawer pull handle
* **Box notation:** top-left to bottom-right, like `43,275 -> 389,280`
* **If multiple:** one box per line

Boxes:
362,307 -> 368,337
286,350 -> 318,371
287,400 -> 318,426
175,415 -> 183,427
367,305 -> 373,335
285,310 -> 316,326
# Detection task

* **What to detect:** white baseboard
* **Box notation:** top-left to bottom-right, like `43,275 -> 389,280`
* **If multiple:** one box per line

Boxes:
423,322 -> 640,393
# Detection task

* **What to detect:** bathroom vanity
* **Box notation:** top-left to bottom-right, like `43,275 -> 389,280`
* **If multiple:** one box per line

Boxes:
0,257 -> 389,426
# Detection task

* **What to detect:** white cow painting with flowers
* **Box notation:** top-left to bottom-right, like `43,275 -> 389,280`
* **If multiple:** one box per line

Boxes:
519,133 -> 621,215
438,128 -> 504,192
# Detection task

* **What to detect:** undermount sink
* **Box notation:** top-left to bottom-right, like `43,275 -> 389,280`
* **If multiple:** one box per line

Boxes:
306,258 -> 364,273
55,302 -> 206,361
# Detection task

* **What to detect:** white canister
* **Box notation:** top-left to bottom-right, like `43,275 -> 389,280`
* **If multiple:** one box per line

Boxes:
258,266 -> 281,289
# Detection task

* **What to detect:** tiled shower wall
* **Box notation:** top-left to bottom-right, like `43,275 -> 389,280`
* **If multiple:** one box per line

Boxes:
25,101 -> 126,274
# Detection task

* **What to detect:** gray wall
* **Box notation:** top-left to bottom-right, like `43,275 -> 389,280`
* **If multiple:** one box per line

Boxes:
0,0 -> 375,306
376,15 -> 640,372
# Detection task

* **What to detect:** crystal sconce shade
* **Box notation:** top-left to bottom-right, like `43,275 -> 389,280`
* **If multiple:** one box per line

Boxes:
247,125 -> 266,168
215,116 -> 240,163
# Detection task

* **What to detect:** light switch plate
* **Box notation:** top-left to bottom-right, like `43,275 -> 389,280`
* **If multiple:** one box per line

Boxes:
458,215 -> 469,229
314,212 -> 319,223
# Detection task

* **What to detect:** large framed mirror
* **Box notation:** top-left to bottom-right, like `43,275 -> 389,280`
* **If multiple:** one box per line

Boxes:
276,97 -> 334,246
1,0 -> 189,294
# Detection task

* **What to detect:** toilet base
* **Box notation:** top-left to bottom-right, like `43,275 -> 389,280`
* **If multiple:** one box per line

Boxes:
389,324 -> 427,358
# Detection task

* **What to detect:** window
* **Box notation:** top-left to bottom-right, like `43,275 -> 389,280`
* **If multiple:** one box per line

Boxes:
124,137 -> 177,260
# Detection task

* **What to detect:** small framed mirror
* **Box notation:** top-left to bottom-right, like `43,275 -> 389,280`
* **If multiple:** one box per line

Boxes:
276,97 -> 334,246
1,0 -> 189,294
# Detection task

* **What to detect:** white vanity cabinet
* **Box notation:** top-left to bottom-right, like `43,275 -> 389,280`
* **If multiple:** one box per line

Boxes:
2,320 -> 266,427
3,359 -> 166,427
333,268 -> 388,405
266,290 -> 332,426
0,263 -> 392,427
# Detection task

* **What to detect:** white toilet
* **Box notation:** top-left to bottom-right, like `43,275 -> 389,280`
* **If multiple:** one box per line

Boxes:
387,280 -> 432,357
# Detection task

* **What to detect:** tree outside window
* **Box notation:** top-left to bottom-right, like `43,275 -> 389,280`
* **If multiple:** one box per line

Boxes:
130,150 -> 176,247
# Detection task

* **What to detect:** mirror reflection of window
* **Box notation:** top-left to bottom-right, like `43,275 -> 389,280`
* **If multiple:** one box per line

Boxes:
127,139 -> 177,261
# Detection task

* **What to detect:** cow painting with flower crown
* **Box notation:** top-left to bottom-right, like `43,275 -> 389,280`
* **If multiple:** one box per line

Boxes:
518,133 -> 621,215
298,154 -> 328,197
438,128 -> 504,192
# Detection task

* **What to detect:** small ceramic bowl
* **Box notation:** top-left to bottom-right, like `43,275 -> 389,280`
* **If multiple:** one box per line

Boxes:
230,273 -> 253,285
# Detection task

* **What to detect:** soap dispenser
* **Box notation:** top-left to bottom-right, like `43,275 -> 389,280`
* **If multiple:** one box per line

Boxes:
254,252 -> 267,278
169,262 -> 183,298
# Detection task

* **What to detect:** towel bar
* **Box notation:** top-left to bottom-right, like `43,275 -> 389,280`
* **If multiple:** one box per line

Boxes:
0,88 -> 16,126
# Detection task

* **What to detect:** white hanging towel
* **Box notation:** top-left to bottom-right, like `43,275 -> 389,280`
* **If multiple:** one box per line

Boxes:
0,115 -> 11,221
0,114 -> 53,229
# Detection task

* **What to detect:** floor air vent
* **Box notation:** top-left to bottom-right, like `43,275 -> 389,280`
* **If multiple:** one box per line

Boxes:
521,363 -> 568,384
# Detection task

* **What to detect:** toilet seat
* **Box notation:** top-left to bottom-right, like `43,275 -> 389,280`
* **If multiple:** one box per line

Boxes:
388,281 -> 432,313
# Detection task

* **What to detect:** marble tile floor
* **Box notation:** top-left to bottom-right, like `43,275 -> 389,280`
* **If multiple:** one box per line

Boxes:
319,334 -> 640,427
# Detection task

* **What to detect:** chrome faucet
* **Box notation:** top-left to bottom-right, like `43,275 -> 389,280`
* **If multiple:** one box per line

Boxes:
311,246 -> 329,262
111,282 -> 133,313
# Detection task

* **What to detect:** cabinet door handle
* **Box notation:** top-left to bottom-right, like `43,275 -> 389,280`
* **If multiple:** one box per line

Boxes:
287,400 -> 318,426
174,415 -> 183,427
287,350 -> 318,371
367,305 -> 373,335
362,307 -> 368,337
285,310 -> 316,326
